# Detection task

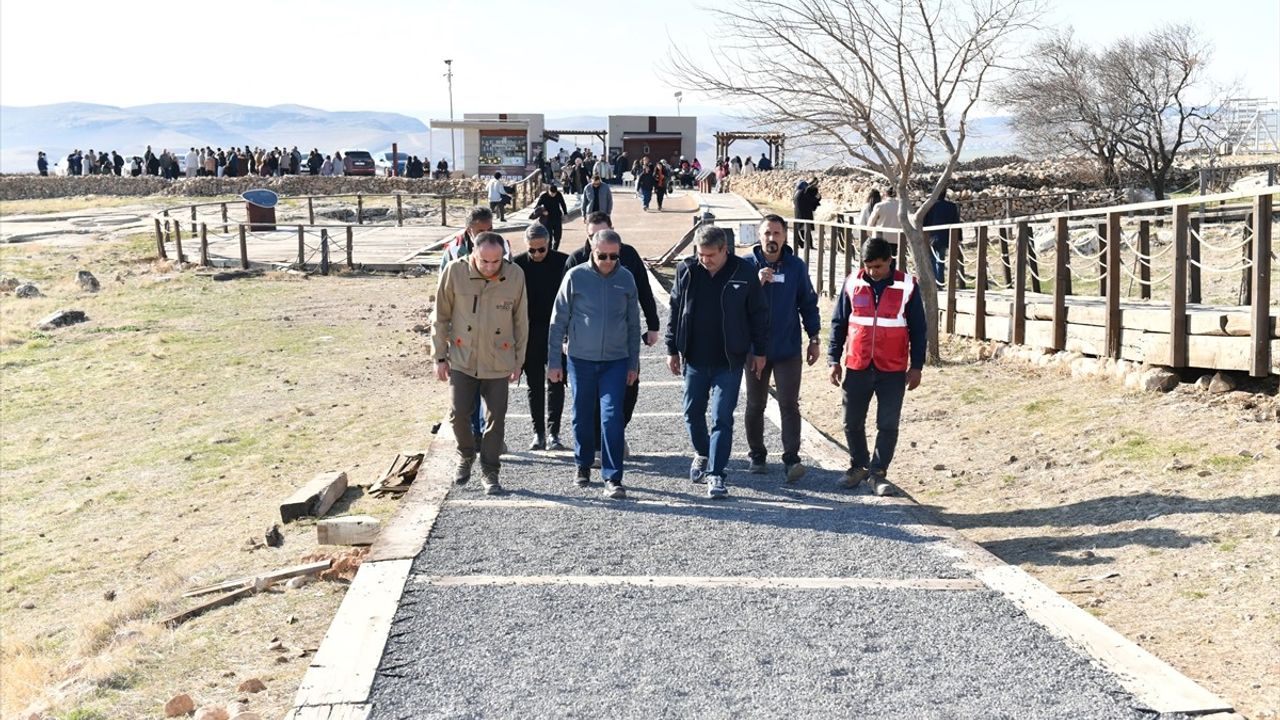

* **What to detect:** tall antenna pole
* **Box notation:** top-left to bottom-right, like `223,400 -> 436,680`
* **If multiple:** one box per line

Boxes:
444,59 -> 456,175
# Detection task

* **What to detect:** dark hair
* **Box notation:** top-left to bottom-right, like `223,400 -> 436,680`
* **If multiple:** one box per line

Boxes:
760,213 -> 787,231
474,231 -> 506,250
695,224 -> 727,250
465,206 -> 494,227
886,186 -> 897,198
861,237 -> 895,264
585,211 -> 613,227
865,188 -> 882,208
493,171 -> 502,179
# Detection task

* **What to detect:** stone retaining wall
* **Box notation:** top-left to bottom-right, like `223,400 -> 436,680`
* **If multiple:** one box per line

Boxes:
0,175 -> 488,201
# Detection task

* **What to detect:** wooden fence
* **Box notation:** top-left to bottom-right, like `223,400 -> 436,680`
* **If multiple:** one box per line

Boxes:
781,187 -> 1278,377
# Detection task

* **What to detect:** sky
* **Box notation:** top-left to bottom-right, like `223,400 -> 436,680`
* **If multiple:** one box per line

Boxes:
1,0 -> 1276,119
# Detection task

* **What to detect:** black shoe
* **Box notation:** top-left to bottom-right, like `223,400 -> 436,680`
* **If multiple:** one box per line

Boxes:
548,435 -> 566,451
529,435 -> 546,451
604,480 -> 626,499
575,467 -> 592,487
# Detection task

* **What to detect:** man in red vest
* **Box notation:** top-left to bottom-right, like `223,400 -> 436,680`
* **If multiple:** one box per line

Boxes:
827,237 -> 927,496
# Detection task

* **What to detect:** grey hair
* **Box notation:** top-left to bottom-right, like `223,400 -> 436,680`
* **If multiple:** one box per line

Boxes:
591,229 -> 622,247
524,223 -> 550,241
694,224 -> 727,250
465,205 -> 494,227
473,231 -> 506,250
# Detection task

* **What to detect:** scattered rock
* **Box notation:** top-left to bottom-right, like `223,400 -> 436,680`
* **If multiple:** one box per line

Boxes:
103,589 -> 116,601
75,270 -> 100,292
267,640 -> 285,652
1237,449 -> 1252,458
113,628 -> 142,643
285,614 -> 299,624
36,309 -> 87,330
236,678 -> 266,694
932,463 -> 947,471
194,707 -> 229,720
274,655 -> 290,664
225,702 -> 250,717
1138,368 -> 1179,393
164,693 -> 195,717
1194,374 -> 1213,390
14,283 -> 42,298
19,599 -> 35,609
1077,550 -> 1097,560
1006,455 -> 1018,464
1197,469 -> 1212,477
265,524 -> 283,548
1164,457 -> 1193,472
0,276 -> 20,292
230,713 -> 264,720
285,576 -> 309,590
1208,372 -> 1236,394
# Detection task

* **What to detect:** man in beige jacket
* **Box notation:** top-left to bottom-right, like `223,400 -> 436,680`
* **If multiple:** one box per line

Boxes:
433,232 -> 529,494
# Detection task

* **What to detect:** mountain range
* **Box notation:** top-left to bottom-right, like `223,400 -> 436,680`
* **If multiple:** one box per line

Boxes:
0,102 -> 1020,174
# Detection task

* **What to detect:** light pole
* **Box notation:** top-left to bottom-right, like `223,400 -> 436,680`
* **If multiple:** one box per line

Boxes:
444,59 -> 456,175
674,91 -> 683,116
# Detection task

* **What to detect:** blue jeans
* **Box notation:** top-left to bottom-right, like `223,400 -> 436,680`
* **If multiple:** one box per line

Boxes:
682,362 -> 744,477
568,356 -> 629,483
640,187 -> 652,209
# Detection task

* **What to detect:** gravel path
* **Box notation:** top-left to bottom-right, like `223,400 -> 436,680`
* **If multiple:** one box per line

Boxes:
366,217 -> 1181,718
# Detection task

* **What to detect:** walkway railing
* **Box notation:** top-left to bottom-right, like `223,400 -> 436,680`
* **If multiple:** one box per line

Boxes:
779,187 -> 1278,377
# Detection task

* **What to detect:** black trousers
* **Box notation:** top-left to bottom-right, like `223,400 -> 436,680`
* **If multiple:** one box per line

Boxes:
545,217 -> 563,251
524,355 -> 566,438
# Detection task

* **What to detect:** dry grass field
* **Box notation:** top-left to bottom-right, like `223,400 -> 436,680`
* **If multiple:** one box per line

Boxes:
1,227 -> 448,719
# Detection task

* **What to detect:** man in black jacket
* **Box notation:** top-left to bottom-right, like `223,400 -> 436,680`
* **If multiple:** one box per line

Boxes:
566,211 -> 660,454
666,225 -> 770,499
513,223 -> 569,450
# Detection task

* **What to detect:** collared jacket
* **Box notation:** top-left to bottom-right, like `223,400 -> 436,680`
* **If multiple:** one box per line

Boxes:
746,244 -> 821,361
565,241 -> 659,334
432,258 -> 529,379
546,262 -> 641,372
665,253 -> 770,363
582,182 -> 613,217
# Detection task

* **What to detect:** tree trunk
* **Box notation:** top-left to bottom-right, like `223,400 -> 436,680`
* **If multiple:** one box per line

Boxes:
904,225 -> 942,363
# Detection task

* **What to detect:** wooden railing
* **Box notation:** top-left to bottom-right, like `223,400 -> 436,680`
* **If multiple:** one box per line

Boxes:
779,187 -> 1278,377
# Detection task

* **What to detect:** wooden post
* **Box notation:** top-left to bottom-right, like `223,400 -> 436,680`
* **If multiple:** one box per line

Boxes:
997,227 -> 1012,288
1012,221 -> 1028,345
1053,216 -> 1069,351
221,202 -> 229,234
1026,228 -> 1041,295
173,222 -> 185,264
199,223 -> 209,267
1170,206 -> 1189,367
307,197 -> 315,224
1239,211 -> 1253,306
826,224 -> 837,294
238,225 -> 249,270
975,226 -> 988,341
297,226 -> 306,268
320,229 -> 330,276
396,194 -> 404,227
1188,218 -> 1202,304
346,226 -> 354,269
1138,220 -> 1152,300
190,205 -> 197,223
945,228 -> 961,335
441,196 -> 448,227
1249,194 -> 1272,378
154,218 -> 168,259
803,222 -> 812,268
1105,211 -> 1122,359
1096,222 -> 1108,296
816,223 -> 826,295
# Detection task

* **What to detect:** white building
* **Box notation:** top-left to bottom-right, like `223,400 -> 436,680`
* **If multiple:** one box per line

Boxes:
429,113 -> 545,177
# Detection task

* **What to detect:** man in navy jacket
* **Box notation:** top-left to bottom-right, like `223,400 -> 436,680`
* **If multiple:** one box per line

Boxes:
666,225 -> 770,499
743,215 -> 822,482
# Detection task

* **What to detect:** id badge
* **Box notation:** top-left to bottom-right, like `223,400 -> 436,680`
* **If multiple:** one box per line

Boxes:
772,273 -> 786,283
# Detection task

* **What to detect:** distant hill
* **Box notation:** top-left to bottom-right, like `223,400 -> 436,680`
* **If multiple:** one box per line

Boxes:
0,103 -> 1019,174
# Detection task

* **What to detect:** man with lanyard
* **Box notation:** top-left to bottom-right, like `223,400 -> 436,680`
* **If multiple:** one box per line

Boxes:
743,214 -> 822,482
666,225 -> 770,499
513,223 -> 570,451
432,232 -> 528,495
565,211 -> 660,459
828,237 -> 927,497
547,230 -> 641,499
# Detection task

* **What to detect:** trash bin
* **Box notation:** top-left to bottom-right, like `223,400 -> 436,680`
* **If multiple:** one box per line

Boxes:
243,188 -> 278,231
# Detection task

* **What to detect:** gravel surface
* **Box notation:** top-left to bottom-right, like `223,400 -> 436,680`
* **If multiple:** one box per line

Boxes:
370,585 -> 1161,720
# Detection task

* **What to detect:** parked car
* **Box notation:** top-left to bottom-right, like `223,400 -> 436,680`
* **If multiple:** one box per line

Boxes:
374,151 -> 411,176
343,150 -> 376,176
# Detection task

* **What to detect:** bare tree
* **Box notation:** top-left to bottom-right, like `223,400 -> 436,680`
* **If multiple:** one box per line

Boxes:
999,24 -> 1220,199
665,0 -> 1043,361
994,29 -> 1126,187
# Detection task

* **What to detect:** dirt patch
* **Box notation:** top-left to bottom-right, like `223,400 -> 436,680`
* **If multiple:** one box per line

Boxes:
791,292 -> 1279,718
0,228 -> 449,718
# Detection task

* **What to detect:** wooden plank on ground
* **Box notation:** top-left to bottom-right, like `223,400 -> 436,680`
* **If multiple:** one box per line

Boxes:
367,433 -> 455,563
976,565 -> 1233,715
317,516 -> 381,546
160,585 -> 255,627
281,471 -> 348,523
184,560 -> 332,597
292,558 -> 413,707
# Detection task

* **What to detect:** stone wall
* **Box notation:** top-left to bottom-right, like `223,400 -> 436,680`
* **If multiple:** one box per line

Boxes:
0,175 -> 488,201
727,166 -> 1127,222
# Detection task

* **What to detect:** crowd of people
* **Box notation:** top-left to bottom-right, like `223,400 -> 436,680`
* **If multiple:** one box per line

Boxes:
431,197 -> 927,501
36,147 -> 453,180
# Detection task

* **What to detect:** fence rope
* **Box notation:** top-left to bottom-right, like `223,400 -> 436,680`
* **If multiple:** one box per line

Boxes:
1189,226 -> 1251,253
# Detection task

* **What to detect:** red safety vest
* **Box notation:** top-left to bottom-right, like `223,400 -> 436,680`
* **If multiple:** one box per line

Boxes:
843,269 -> 915,372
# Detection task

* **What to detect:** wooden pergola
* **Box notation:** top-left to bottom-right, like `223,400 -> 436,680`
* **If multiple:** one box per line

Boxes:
714,131 -> 786,166
543,129 -> 608,146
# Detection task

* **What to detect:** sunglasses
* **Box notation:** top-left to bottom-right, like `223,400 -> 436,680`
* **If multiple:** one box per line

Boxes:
595,253 -> 620,261
528,246 -> 548,254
